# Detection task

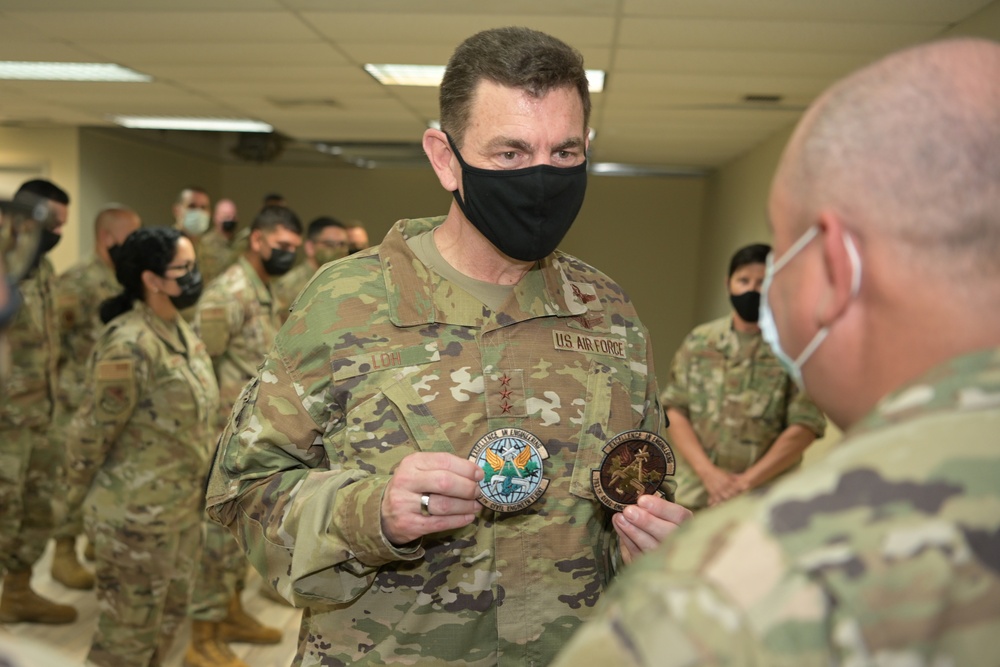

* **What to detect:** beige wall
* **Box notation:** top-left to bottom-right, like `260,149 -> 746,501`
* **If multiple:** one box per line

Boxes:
78,128 -> 222,257
0,126 -> 80,274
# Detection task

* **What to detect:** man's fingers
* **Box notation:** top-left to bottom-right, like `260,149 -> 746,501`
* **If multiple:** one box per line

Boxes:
421,493 -> 480,518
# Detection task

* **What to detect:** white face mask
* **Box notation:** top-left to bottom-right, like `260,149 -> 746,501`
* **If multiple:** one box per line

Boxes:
182,209 -> 210,236
759,225 -> 862,390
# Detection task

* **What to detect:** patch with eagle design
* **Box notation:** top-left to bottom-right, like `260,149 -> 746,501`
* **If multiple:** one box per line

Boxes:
592,430 -> 675,512
469,428 -> 549,513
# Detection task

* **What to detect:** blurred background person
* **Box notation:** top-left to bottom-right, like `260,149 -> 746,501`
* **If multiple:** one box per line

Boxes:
660,243 -> 826,510
199,198 -> 239,287
65,226 -> 219,667
50,204 -> 141,590
186,205 -> 302,666
345,220 -> 369,254
0,179 -> 77,626
272,215 -> 349,324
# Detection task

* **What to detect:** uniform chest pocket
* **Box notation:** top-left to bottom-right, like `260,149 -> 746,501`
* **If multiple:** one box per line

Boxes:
568,361 -> 635,500
335,370 -> 456,475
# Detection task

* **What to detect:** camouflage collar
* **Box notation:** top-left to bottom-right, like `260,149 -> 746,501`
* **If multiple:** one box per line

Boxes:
236,255 -> 273,306
381,217 -> 587,329
136,300 -> 191,356
849,346 -> 1000,438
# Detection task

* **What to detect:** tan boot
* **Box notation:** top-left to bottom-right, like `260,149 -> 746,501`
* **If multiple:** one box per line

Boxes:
0,568 -> 77,624
51,536 -> 95,590
183,620 -> 248,667
217,592 -> 282,644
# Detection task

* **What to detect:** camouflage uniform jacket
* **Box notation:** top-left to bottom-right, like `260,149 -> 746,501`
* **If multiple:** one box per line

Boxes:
206,216 -> 671,666
0,259 -> 58,427
65,300 -> 219,531
552,345 -> 1000,667
197,227 -> 235,288
54,255 -> 118,413
661,316 -> 826,508
194,256 -> 280,428
272,261 -> 315,323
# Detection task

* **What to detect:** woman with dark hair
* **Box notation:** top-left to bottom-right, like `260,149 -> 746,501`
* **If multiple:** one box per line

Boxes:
65,227 -> 219,667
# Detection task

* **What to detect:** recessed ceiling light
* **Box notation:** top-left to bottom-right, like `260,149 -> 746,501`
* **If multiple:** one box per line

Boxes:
112,116 -> 273,133
365,64 -> 605,93
0,61 -> 151,82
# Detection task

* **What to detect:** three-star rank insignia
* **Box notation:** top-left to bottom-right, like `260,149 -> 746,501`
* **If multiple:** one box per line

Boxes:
469,428 -> 549,513
592,430 -> 675,512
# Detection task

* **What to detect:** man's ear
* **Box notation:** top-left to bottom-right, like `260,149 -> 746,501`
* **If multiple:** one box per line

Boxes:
816,211 -> 860,328
423,128 -> 459,192
248,229 -> 262,254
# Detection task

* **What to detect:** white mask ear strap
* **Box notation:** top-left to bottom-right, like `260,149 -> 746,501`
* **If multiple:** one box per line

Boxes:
772,225 -> 819,274
843,232 -> 862,296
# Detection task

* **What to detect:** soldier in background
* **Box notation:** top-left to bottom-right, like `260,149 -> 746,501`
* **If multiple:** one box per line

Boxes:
553,37 -> 1000,666
65,227 -> 219,667
198,198 -> 239,287
660,243 -> 826,510
205,27 -> 688,665
0,179 -> 76,625
185,205 -> 302,667
272,215 -> 349,324
345,220 -> 369,254
50,204 -> 141,589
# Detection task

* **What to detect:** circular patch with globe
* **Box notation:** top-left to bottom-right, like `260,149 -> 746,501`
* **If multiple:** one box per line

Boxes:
469,428 -> 549,513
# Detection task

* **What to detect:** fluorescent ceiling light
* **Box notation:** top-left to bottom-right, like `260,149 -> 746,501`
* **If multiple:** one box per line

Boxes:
366,64 -> 605,93
0,61 -> 151,82
113,116 -> 273,133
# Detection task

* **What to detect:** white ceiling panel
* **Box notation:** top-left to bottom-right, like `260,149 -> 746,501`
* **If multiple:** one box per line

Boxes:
5,11 -> 317,43
623,0 -> 995,23
618,17 -> 944,52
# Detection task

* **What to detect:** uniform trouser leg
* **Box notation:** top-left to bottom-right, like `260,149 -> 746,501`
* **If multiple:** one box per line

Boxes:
86,516 -> 202,667
50,408 -> 85,539
0,424 -> 61,573
188,518 -> 246,622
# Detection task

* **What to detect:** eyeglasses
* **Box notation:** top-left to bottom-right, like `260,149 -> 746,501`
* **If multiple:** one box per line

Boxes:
315,239 -> 349,250
164,260 -> 197,276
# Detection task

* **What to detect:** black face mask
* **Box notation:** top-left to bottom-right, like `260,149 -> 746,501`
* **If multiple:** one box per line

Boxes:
221,219 -> 237,234
447,134 -> 587,262
27,228 -> 62,274
168,269 -> 203,310
730,290 -> 761,324
262,247 -> 295,276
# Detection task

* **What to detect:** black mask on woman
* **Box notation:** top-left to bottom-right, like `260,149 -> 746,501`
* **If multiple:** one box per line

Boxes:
262,247 -> 295,276
168,268 -> 203,310
446,134 -> 587,262
730,290 -> 761,323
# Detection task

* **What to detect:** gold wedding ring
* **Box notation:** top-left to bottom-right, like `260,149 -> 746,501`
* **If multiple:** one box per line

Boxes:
420,493 -> 431,516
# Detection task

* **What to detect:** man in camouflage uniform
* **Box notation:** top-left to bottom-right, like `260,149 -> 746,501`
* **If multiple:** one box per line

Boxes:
50,204 -> 141,589
272,215 -> 350,324
172,186 -> 212,321
661,243 -> 826,510
552,37 -> 1000,666
0,179 -> 77,625
345,220 -> 369,254
205,27 -> 688,666
198,198 -> 239,287
185,205 -> 302,667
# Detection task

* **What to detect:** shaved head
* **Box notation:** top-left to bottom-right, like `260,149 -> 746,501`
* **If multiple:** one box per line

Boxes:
95,205 -> 141,240
776,38 -> 1000,277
